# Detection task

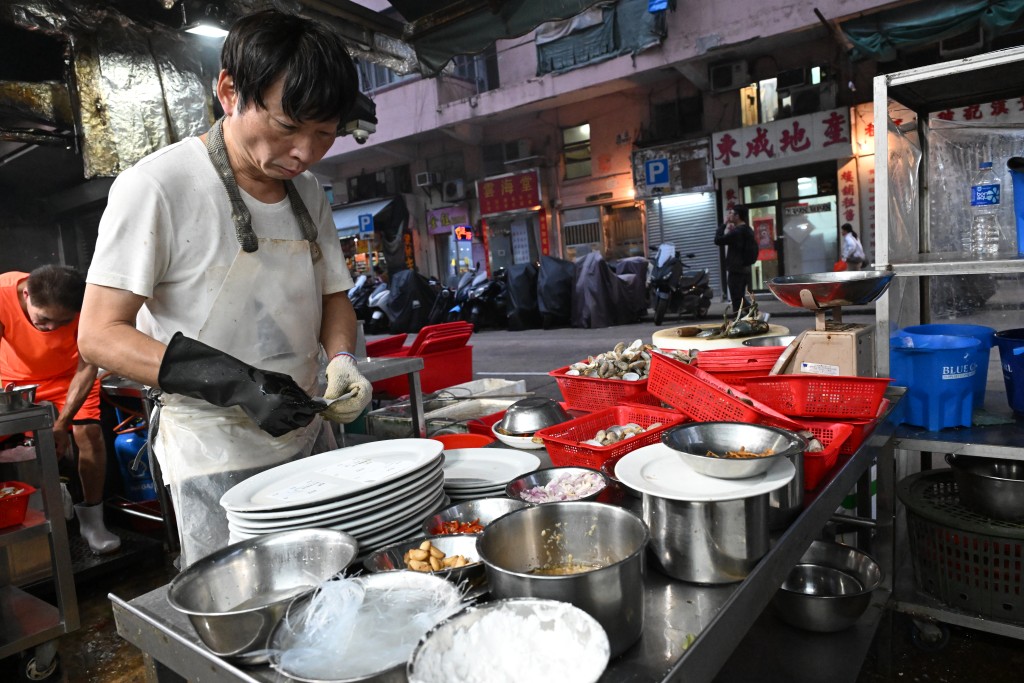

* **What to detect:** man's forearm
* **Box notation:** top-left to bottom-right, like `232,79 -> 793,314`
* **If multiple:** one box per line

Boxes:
55,362 -> 98,430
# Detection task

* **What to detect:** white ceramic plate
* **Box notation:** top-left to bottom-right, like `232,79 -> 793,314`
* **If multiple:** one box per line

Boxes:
442,448 -> 541,487
220,439 -> 443,512
331,485 -> 446,537
491,423 -> 546,450
227,468 -> 446,531
225,458 -> 444,521
355,496 -> 449,552
615,443 -> 795,501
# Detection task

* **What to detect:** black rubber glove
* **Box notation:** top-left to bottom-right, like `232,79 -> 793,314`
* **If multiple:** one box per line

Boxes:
157,332 -> 320,437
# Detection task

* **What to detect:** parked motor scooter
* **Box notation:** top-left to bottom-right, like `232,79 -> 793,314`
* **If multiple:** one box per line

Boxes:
650,244 -> 713,325
348,273 -> 373,321
463,267 -> 508,331
365,280 -> 390,334
446,265 -> 480,322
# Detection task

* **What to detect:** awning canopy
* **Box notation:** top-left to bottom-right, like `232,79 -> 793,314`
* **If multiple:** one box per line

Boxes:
333,198 -> 394,238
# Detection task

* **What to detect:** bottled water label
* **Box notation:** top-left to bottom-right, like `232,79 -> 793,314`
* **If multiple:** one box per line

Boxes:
971,183 -> 1001,206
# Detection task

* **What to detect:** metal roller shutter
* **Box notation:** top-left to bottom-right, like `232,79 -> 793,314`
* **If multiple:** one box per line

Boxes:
645,192 -> 722,297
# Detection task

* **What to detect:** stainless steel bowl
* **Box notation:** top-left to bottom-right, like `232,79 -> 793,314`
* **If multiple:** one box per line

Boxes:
0,384 -> 38,413
662,422 -> 805,480
946,454 -> 1024,521
770,540 -> 882,632
407,598 -> 610,683
421,497 -> 531,536
505,466 -> 610,503
497,397 -> 571,435
767,270 -> 894,310
362,534 -> 486,588
476,502 -> 648,658
742,335 -> 798,347
166,528 -> 359,660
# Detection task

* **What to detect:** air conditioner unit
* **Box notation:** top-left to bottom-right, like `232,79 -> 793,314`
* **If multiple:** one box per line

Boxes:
503,139 -> 532,162
442,178 -> 466,202
709,60 -> 749,92
415,171 -> 440,188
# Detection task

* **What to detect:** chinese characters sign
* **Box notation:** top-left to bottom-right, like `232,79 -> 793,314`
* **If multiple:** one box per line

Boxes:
932,97 -> 1024,124
426,205 -> 470,236
476,169 -> 541,215
712,108 -> 852,176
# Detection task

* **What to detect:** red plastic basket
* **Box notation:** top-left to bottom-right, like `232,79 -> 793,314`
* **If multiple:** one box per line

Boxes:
798,422 -> 855,490
647,352 -> 802,430
694,347 -> 785,371
536,404 -> 687,469
700,368 -> 773,393
835,398 -> 890,455
549,365 -> 661,412
0,481 -> 35,528
742,375 -> 891,420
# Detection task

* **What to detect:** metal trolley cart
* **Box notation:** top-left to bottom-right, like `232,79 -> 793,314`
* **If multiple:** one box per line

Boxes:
0,403 -> 79,681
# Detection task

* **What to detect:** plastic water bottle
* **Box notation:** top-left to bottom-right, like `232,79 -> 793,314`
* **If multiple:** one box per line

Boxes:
969,161 -> 1002,255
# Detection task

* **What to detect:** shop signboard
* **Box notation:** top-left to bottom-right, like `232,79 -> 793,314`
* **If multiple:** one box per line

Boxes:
476,169 -> 541,215
427,204 -> 470,236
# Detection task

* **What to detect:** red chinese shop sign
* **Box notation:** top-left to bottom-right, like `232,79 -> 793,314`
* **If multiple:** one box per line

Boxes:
476,169 -> 541,216
711,107 -> 852,176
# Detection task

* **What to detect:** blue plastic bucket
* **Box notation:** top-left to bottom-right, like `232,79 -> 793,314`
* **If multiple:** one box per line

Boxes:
901,324 -> 995,410
994,328 -> 1024,414
890,332 -> 980,431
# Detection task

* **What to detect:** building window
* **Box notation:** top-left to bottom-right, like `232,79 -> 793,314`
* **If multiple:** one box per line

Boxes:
451,46 -> 499,93
355,59 -> 417,95
563,123 -> 591,180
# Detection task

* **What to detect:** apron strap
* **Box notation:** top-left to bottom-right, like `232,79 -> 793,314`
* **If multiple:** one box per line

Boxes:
204,118 -> 320,258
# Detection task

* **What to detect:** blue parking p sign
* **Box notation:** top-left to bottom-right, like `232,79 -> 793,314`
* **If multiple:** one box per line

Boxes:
358,213 -> 374,236
645,158 -> 670,189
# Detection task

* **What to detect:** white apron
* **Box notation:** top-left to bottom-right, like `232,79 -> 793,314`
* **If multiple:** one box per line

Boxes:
154,119 -> 333,568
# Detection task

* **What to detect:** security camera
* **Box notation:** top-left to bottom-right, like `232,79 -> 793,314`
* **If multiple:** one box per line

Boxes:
343,119 -> 376,145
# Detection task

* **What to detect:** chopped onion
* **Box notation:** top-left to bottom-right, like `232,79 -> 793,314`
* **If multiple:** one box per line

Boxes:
519,471 -> 606,503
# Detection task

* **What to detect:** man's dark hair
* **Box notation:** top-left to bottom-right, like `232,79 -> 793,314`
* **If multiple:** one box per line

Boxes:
731,204 -> 749,222
221,9 -> 359,128
25,265 -> 86,312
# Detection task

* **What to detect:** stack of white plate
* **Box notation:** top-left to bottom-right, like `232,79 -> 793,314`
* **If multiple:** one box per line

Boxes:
440,448 -> 542,502
220,439 -> 448,554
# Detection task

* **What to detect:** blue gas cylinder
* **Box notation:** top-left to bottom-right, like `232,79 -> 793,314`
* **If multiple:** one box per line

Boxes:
113,411 -> 157,502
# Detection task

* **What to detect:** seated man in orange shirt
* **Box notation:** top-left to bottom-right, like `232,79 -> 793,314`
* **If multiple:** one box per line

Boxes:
0,265 -> 119,554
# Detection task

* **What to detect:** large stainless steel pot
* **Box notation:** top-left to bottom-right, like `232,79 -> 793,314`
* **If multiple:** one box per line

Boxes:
769,447 -> 805,530
476,501 -> 648,658
946,453 -> 1024,521
643,492 -> 769,584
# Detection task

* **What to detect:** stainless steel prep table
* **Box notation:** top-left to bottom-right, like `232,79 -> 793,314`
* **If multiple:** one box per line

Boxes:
110,390 -> 899,683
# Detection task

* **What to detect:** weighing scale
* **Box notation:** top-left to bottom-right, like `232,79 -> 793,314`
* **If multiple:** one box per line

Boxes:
766,271 -> 895,377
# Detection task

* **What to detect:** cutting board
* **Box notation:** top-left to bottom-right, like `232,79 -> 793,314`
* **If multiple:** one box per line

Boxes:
651,324 -> 791,351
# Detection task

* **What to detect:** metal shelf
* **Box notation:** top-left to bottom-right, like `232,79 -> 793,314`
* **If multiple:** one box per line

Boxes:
882,45 -> 1024,113
894,419 -> 1024,461
0,585 -> 63,660
893,567 -> 1024,640
887,252 -> 1024,277
0,508 -> 50,548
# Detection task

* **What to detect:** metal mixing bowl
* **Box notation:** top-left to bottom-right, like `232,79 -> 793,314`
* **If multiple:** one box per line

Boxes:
362,533 -> 486,588
767,270 -> 895,310
421,497 -> 531,536
662,422 -> 806,480
166,528 -> 359,660
0,384 -> 38,413
946,454 -> 1024,521
497,397 -> 571,435
742,335 -> 797,347
476,502 -> 648,658
505,466 -> 610,503
770,540 -> 882,632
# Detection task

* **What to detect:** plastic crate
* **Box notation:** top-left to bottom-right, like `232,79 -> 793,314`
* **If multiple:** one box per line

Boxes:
743,375 -> 891,420
549,365 -> 661,412
0,481 -> 35,528
536,405 -> 687,469
646,352 -> 802,430
694,346 -> 784,371
831,398 -> 890,456
700,368 -> 773,394
798,422 -> 855,490
898,470 -> 1024,621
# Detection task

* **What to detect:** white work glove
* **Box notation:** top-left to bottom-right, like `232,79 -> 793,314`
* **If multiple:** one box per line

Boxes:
322,353 -> 373,424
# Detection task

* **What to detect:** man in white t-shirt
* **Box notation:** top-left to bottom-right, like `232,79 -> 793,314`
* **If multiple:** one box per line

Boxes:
79,10 -> 372,567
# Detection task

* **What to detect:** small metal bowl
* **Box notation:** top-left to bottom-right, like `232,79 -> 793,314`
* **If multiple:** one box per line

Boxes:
0,384 -> 39,413
946,454 -> 1024,521
662,422 -> 805,480
742,335 -> 798,347
505,466 -> 610,504
497,397 -> 571,436
421,497 -> 531,536
362,534 -> 485,588
770,540 -> 882,632
166,528 -> 359,661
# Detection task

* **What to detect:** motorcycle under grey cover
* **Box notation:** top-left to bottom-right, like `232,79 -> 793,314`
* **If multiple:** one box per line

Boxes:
571,251 -> 639,329
613,256 -> 650,322
506,262 -> 541,331
537,255 -> 575,323
383,269 -> 438,334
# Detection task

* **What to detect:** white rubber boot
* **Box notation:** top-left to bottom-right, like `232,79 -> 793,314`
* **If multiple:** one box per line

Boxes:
74,503 -> 121,554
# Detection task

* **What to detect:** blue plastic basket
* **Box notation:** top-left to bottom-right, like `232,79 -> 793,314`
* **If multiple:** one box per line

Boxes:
902,324 -> 995,410
994,328 -> 1024,414
890,332 -> 980,431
